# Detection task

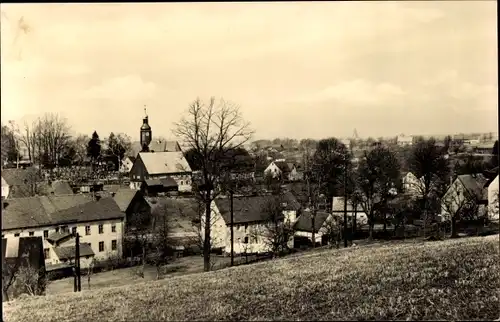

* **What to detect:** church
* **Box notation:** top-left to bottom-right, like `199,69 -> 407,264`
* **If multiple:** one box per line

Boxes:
127,111 -> 193,193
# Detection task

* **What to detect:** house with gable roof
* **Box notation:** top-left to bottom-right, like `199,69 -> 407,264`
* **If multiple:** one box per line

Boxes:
264,160 -> 302,182
129,151 -> 193,192
1,194 -> 125,269
206,192 -> 301,254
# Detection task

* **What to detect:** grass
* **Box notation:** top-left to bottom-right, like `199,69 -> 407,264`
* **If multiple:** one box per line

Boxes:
4,235 -> 500,321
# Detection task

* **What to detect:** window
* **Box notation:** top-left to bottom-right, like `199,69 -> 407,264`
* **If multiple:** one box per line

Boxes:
55,227 -> 59,233
244,236 -> 249,244
244,223 -> 248,230
29,231 -> 34,236
14,233 -> 20,237
72,227 -> 77,235
43,249 -> 50,259
61,226 -> 68,232
111,240 -> 117,251
98,224 -> 104,234
180,180 -> 184,185
85,226 -> 91,235
99,241 -> 104,252
111,224 -> 116,233
43,230 -> 49,238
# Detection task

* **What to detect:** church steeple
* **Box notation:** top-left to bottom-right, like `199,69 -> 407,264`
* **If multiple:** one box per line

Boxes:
140,106 -> 152,151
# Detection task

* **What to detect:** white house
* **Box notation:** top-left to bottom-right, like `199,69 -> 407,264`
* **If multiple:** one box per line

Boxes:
487,174 -> 499,222
264,161 -> 302,181
1,195 -> 125,270
206,193 -> 302,255
397,135 -> 413,146
332,196 -> 368,226
120,156 -> 136,174
129,151 -> 193,192
440,174 -> 488,222
402,172 -> 424,197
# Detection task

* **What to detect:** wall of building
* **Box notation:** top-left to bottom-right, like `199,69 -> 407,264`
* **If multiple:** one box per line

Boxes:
488,176 -> 499,221
1,184 -> 9,199
2,218 -> 124,267
264,163 -> 281,178
205,203 -> 297,255
402,172 -> 423,197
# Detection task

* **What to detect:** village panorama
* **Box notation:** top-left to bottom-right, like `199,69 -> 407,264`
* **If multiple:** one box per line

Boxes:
1,2 -> 498,321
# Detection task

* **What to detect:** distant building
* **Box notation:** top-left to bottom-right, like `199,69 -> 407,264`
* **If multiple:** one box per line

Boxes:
264,161 -> 302,181
401,172 -> 424,197
396,135 -> 413,147
293,211 -> 335,246
120,156 -> 136,174
440,174 -> 488,222
129,152 -> 193,192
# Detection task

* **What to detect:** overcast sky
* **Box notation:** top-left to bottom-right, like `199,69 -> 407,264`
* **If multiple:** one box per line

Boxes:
1,2 -> 497,141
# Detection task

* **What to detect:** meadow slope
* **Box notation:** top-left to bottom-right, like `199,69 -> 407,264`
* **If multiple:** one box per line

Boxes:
3,235 -> 500,321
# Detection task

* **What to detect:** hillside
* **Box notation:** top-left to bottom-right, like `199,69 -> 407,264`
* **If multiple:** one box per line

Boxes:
4,235 -> 500,321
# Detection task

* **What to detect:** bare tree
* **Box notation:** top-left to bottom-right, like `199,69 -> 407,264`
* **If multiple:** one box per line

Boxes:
173,97 -> 254,272
441,180 -> 482,238
408,138 -> 449,237
356,146 -> 401,240
149,202 -> 174,280
252,188 -> 295,258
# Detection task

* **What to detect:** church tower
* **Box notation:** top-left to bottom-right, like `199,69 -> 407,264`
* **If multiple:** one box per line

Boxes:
140,107 -> 152,152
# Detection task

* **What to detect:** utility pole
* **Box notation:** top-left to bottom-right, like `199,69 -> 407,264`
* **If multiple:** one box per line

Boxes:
230,189 -> 234,267
343,156 -> 348,248
75,233 -> 81,292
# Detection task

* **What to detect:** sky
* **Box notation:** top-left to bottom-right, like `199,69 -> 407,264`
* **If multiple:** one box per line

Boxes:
1,2 -> 497,141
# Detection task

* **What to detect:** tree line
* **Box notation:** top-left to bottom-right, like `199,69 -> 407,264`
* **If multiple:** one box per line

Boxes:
1,114 -> 132,172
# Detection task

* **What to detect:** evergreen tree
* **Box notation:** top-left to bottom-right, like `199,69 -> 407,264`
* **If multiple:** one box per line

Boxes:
87,131 -> 101,167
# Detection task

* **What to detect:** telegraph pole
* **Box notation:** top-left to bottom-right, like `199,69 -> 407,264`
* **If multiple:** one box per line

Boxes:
230,189 -> 234,266
343,157 -> 348,248
75,233 -> 81,292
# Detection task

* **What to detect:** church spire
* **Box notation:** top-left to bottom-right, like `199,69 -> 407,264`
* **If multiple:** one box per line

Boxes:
140,105 -> 152,151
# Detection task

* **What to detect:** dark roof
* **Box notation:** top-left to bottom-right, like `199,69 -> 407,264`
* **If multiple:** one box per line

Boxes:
1,167 -> 42,186
49,180 -> 74,196
273,161 -> 292,174
130,140 -> 181,156
53,243 -> 94,261
46,231 -> 72,243
113,188 -> 140,212
294,211 -> 330,233
127,156 -> 136,164
215,192 -> 301,225
458,174 -> 489,200
2,195 -> 124,230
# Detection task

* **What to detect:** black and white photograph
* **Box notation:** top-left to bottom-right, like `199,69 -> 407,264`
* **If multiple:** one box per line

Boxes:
1,2 -> 498,321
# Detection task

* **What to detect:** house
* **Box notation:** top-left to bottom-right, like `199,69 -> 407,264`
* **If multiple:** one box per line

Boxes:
141,178 -> 179,197
264,161 -> 302,181
207,193 -> 301,255
1,194 -> 125,270
129,152 -> 193,192
1,167 -> 44,199
110,188 -> 152,225
331,196 -> 368,226
486,174 -> 499,222
293,211 -> 333,246
120,156 -> 136,174
401,172 -> 424,197
2,236 -> 46,300
440,174 -> 489,222
45,232 -> 96,269
396,135 -> 413,147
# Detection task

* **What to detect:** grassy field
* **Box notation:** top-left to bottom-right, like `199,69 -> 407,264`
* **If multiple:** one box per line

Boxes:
4,235 -> 499,321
